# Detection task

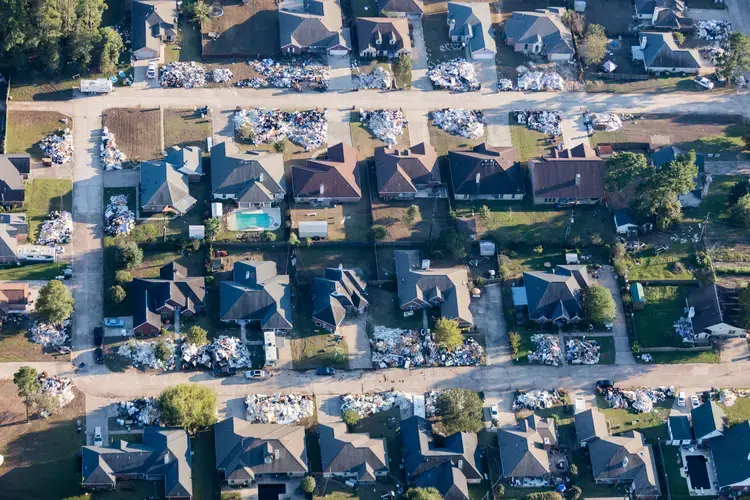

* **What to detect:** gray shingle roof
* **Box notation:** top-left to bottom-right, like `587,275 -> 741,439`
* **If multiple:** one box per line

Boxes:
414,462 -> 469,500
0,154 -> 28,205
166,145 -> 203,178
132,262 -> 206,331
448,144 -> 524,198
691,401 -> 725,440
356,17 -> 412,54
140,160 -> 196,213
210,142 -> 285,203
279,0 -> 349,51
311,266 -> 368,329
504,8 -> 574,56
523,266 -> 585,322
447,2 -> 496,55
688,284 -> 725,334
319,423 -> 388,479
588,430 -> 660,497
575,407 -> 608,444
131,0 -> 176,53
219,261 -> 293,330
637,32 -> 703,70
497,415 -> 556,478
711,421 -> 750,487
668,416 -> 693,441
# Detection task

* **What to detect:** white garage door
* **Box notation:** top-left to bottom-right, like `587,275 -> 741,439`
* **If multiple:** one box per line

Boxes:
329,49 -> 349,56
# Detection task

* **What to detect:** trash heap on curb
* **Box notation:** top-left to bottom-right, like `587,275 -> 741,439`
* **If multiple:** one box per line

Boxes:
159,62 -> 207,88
674,316 -> 695,343
514,110 -> 561,136
101,126 -> 127,170
601,386 -> 670,413
721,389 -> 737,407
40,130 -> 74,164
513,389 -> 563,411
428,59 -> 479,92
583,111 -> 623,133
426,336 -> 483,367
38,372 -> 75,408
31,321 -> 70,346
180,335 -> 253,370
233,108 -> 327,151
517,69 -> 565,91
245,394 -> 314,424
498,78 -> 515,91
117,398 -> 161,426
430,109 -> 484,139
528,334 -> 562,366
236,77 -> 267,89
37,211 -> 73,245
340,391 -> 413,417
359,109 -> 407,145
696,20 -> 731,46
248,58 -> 329,90
370,326 -> 424,368
211,68 -> 233,83
566,338 -> 601,364
104,195 -> 135,235
354,66 -> 392,90
118,339 -> 177,371
640,353 -> 653,363
425,390 -> 440,417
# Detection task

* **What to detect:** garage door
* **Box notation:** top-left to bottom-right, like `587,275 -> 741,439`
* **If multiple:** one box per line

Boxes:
329,49 -> 349,56
473,52 -> 494,60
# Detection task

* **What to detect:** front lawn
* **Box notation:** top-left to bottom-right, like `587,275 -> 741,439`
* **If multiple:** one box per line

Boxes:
595,393 -> 671,442
5,111 -> 73,160
0,261 -> 67,281
567,335 -> 616,365
349,111 -> 409,159
164,108 -> 213,151
640,350 -> 719,364
291,284 -> 350,370
633,286 -> 690,348
428,120 -> 488,157
509,112 -> 550,162
25,179 -> 73,243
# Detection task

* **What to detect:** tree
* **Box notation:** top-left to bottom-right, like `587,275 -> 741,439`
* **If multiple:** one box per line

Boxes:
204,217 -> 221,241
404,487 -> 442,500
561,10 -> 585,37
605,152 -> 649,192
731,178 -> 750,204
116,240 -> 143,269
13,366 -> 40,423
494,483 -> 506,498
509,331 -> 522,358
404,204 -> 421,225
115,270 -> 132,284
191,0 -> 211,24
342,408 -> 360,427
579,24 -> 607,66
436,388 -> 483,434
274,139 -> 288,153
393,54 -> 412,86
673,31 -> 686,46
289,232 -> 300,245
567,485 -> 582,500
98,26 -> 123,73
304,237 -> 312,247
717,32 -> 750,82
731,194 -> 750,228
371,225 -> 388,241
583,285 -> 616,324
434,225 -> 468,259
569,463 -> 579,477
155,341 -> 173,362
185,325 -> 208,346
36,280 -> 75,324
479,205 -> 490,218
158,384 -> 217,434
739,283 -> 750,329
434,317 -> 463,351
633,151 -> 698,230
107,285 -> 126,304
533,245 -> 544,254
261,231 -> 277,242
301,476 -> 316,494
31,391 -> 61,417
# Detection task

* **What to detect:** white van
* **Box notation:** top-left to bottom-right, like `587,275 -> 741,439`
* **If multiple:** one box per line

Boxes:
147,62 -> 158,79
94,426 -> 103,446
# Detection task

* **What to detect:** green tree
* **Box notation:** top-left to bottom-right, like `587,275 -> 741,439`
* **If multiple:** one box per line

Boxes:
185,325 -> 208,345
731,178 -> 750,204
393,54 -> 412,86
204,217 -> 221,241
605,152 -> 649,192
731,194 -> 750,228
522,493 -> 563,500
31,391 -> 61,417
579,24 -> 607,66
158,384 -> 217,434
98,26 -> 123,73
633,151 -> 697,230
331,347 -> 346,364
673,31 -> 686,46
273,139 -> 288,153
342,408 -> 360,427
494,483 -> 506,498
116,240 -> 143,269
436,388 -> 483,434
479,205 -> 490,218
739,283 -> 750,329
434,317 -> 463,351
107,284 -> 126,304
569,463 -> 579,477
717,32 -> 750,82
36,280 -> 75,324
301,476 -> 316,494
261,231 -> 277,242
191,0 -> 211,24
304,237 -> 312,247
13,366 -> 40,423
371,225 -> 388,241
533,245 -> 544,254
583,285 -> 616,324
115,270 -> 132,284
404,204 -> 421,225
435,225 -> 468,259
561,9 -> 584,37
155,341 -> 173,362
289,232 -> 300,245
567,485 -> 582,500
404,487 -> 442,500
509,331 -> 522,357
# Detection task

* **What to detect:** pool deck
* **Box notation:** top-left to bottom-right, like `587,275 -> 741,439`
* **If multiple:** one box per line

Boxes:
227,207 -> 282,232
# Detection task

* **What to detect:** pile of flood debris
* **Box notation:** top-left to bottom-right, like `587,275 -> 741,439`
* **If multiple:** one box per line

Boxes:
180,335 -> 253,371
359,109 -> 407,145
40,129 -> 74,164
38,372 -> 75,409
566,338 -> 601,365
211,68 -> 233,83
601,386 -> 671,413
696,20 -> 731,46
236,77 -> 267,89
427,336 -> 484,367
31,321 -> 70,347
428,59 -> 479,92
498,78 -> 515,91
117,398 -> 161,426
37,211 -> 73,245
159,62 -> 207,88
370,326 -> 483,368
104,195 -> 135,236
513,389 -> 563,411
101,126 -> 127,170
528,334 -> 562,366
233,107 -> 327,151
430,108 -> 484,138
674,316 -> 695,343
340,391 -> 413,417
245,393 -> 315,424
354,66 -> 392,90
517,67 -> 565,91
248,58 -> 329,91
583,111 -> 623,133
118,339 -> 177,371
514,110 -> 561,136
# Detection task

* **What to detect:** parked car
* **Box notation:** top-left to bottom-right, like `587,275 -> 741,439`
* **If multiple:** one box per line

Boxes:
489,404 -> 499,422
94,347 -> 104,364
596,379 -> 614,390
104,318 -> 124,328
213,365 -> 237,377
94,427 -> 103,446
691,395 -> 701,409
677,391 -> 686,407
94,327 -> 104,347
694,76 -> 714,90
147,61 -> 157,79
316,367 -> 336,376
245,369 -> 270,380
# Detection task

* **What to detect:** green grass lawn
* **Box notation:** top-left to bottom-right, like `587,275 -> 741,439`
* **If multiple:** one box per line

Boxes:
8,66 -> 130,101
0,261 -> 67,280
595,393 -> 672,441
0,320 -> 68,362
164,108 -> 213,150
509,112 -> 550,162
641,350 -> 720,364
191,431 -> 221,500
25,179 -> 73,243
291,284 -> 350,370
633,286 -> 690,348
626,246 -> 695,280
568,335 -> 616,364
585,76 -> 699,94
366,285 -> 424,330
661,445 -> 691,499
719,397 -> 750,427
428,121 -> 488,157
5,111 -> 72,160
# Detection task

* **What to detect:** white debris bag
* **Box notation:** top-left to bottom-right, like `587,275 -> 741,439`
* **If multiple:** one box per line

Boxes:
430,108 -> 484,139
245,393 -> 314,424
233,107 -> 327,151
360,109 -> 407,145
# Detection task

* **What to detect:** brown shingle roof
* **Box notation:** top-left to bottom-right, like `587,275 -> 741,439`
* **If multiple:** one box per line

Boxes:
356,17 -> 412,54
292,143 -> 361,199
375,143 -> 439,195
529,144 -> 605,200
448,144 -> 525,197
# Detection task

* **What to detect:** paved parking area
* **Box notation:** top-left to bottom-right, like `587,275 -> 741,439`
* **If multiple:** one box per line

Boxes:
340,316 -> 372,370
328,54 -> 354,91
470,285 -> 510,366
410,19 -> 430,91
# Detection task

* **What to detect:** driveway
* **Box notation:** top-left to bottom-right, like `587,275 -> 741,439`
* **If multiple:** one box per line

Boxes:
561,109 -> 590,149
405,109 -> 431,146
720,337 -> 749,363
473,59 -> 497,91
596,266 -> 636,365
328,53 -> 353,91
688,8 -> 730,22
327,108 -> 354,146
409,19 -> 430,91
485,108 -> 512,147
470,285 -> 510,366
340,316 -> 373,369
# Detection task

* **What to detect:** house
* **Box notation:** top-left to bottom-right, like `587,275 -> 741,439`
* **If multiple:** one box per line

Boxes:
376,0 -> 423,18
667,415 -> 693,445
0,283 -> 30,317
140,161 -> 197,215
587,431 -> 661,499
503,8 -> 574,61
0,154 -> 29,207
401,416 -> 481,500
279,0 -> 350,55
166,145 -> 202,182
81,427 -> 192,499
356,18 -> 411,59
394,249 -> 473,328
211,143 -> 285,208
497,415 -> 558,480
528,143 -> 605,205
311,266 -> 368,331
709,420 -> 750,492
691,401 -> 725,442
448,144 -> 525,201
131,0 -> 177,60
318,423 -> 388,481
375,143 -> 443,199
574,407 -> 608,446
651,145 -> 709,208
219,261 -> 293,332
214,418 -> 307,487
291,143 -> 361,203
131,262 -> 206,335
634,0 -> 692,30
632,32 -> 708,75
446,2 -> 496,60
688,285 -> 744,339
516,265 -> 589,324
614,209 -> 639,235
0,213 -> 28,264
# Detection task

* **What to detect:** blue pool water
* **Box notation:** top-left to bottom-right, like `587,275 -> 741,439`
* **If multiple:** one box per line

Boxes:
235,212 -> 273,230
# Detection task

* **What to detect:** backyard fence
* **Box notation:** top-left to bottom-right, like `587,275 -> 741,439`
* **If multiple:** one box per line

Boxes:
627,279 -> 699,286
0,75 -> 8,154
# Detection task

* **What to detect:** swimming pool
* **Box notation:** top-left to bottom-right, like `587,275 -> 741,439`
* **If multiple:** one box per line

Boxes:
227,207 -> 282,232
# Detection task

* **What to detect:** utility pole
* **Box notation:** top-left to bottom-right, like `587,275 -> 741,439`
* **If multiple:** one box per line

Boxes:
699,212 -> 711,242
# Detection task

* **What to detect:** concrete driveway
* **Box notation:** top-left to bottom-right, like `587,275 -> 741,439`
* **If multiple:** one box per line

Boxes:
327,108 -> 354,146
470,285 -> 510,366
596,266 -> 636,365
410,19 -> 430,91
328,54 -> 353,91
340,316 -> 373,369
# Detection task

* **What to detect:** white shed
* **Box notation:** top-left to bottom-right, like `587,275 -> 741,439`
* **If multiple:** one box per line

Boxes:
263,331 -> 278,367
189,225 -> 205,240
80,79 -> 113,94
298,221 -> 328,239
479,240 -> 496,256
211,202 -> 223,219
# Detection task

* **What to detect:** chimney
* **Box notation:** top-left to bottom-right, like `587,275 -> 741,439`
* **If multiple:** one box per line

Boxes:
320,183 -> 325,195
457,459 -> 464,469
621,457 -> 629,468
575,173 -> 581,186
164,452 -> 170,464
274,449 -> 280,460
246,271 -> 250,280
421,259 -> 430,270
475,172 -> 481,184
543,437 -> 551,451
640,36 -> 647,49
259,172 -> 264,183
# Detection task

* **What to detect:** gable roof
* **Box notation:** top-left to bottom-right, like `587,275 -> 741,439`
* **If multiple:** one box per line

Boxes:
377,0 -> 423,14
448,144 -> 524,198
637,32 -> 703,70
311,266 -> 368,328
140,160 -> 196,212
0,154 -> 28,204
504,8 -> 574,56
575,407 -> 608,444
688,284 -> 727,334
292,143 -> 361,199
447,2 -> 496,55
414,462 -> 469,500
635,0 -> 685,16
279,0 -> 349,50
523,267 -> 584,321
555,264 -> 592,289
132,0 -> 176,53
356,17 -> 412,54
668,415 -> 693,441
691,401 -> 725,440
375,143 -> 440,195
588,430 -> 660,497
497,415 -> 556,478
529,144 -> 605,200
319,423 -> 388,478
131,262 -> 205,330
220,261 -> 293,329
711,421 -> 750,487
166,145 -> 203,177
211,142 -> 285,203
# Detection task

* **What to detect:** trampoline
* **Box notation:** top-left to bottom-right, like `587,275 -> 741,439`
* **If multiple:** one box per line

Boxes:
686,455 -> 711,490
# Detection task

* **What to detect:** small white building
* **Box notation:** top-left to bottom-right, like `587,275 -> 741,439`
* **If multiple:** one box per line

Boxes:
263,330 -> 278,367
211,202 -> 223,219
479,240 -> 495,256
17,245 -> 56,262
188,225 -> 205,240
298,221 -> 328,239
614,209 -> 639,235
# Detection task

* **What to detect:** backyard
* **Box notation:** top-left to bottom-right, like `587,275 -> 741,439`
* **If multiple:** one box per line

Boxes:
632,286 -> 691,348
164,108 -> 213,150
5,111 -> 73,161
625,245 -> 695,280
201,0 -> 280,57
371,197 -> 450,241
295,247 -> 377,281
26,179 -> 73,243
103,108 -> 162,161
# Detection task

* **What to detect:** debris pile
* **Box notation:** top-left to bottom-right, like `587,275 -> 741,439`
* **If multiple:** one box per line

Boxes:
513,389 -> 563,411
359,109 -> 407,145
38,372 -> 75,408
584,111 -> 623,132
180,335 -> 253,370
31,321 -> 70,346
602,387 -> 670,413
425,390 -> 440,417
245,394 -> 315,424
340,391 -> 413,417
528,334 -> 562,366
428,59 -> 479,92
517,70 -> 565,91
720,389 -> 737,407
566,338 -> 601,365
498,78 -> 515,91
674,316 -> 695,343
696,20 -> 731,45
426,336 -> 483,367
37,211 -> 73,245
354,66 -> 392,90
101,126 -> 127,170
640,353 -> 652,363
159,61 -> 207,88
118,339 -> 177,371
370,326 -> 424,368
40,130 -> 74,164
104,195 -> 135,235
117,398 -> 161,426
514,110 -> 561,136
248,58 -> 329,90
430,108 -> 484,138
211,68 -> 233,83
233,108 -> 327,151
236,77 -> 267,89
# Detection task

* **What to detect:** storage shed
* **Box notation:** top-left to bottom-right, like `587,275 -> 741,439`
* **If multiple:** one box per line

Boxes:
631,283 -> 646,310
298,221 -> 328,239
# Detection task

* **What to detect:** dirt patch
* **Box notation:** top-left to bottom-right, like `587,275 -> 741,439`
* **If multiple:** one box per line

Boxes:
201,0 -> 280,57
103,108 -> 162,161
164,108 -> 213,150
371,197 -> 451,241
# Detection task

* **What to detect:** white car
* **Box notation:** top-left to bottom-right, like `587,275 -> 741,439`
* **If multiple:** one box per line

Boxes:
691,395 -> 701,409
94,426 -> 103,446
489,404 -> 499,422
677,392 -> 686,407
147,61 -> 158,79
695,77 -> 714,90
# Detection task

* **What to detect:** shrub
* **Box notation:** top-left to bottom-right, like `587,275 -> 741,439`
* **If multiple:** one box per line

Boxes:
261,231 -> 277,242
533,245 -> 544,254
107,285 -> 126,304
371,225 -> 388,241
479,205 -> 490,218
342,408 -> 360,427
434,317 -> 463,351
509,331 -> 522,357
301,476 -> 316,494
115,270 -> 132,284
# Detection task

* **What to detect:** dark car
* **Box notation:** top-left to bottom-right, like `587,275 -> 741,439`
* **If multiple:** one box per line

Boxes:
213,365 -> 237,377
316,367 -> 336,376
596,379 -> 614,390
94,327 -> 104,347
94,347 -> 104,364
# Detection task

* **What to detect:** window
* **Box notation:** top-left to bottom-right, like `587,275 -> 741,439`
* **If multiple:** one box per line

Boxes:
524,44 -> 528,49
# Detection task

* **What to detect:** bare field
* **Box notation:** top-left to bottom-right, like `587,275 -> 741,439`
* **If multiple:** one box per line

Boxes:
371,197 -> 451,241
103,108 -> 162,161
164,108 -> 213,150
201,0 -> 279,57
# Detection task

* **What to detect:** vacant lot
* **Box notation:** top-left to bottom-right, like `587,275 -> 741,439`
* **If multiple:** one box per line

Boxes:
633,286 -> 691,348
5,111 -> 72,161
428,121 -> 488,157
164,108 -> 212,150
349,111 -> 409,158
296,247 -> 377,281
0,262 -> 67,281
509,113 -> 551,162
201,0 -> 279,57
103,108 -> 162,161
626,244 -> 695,280
26,179 -> 73,243
371,197 -> 450,241
0,319 -> 69,362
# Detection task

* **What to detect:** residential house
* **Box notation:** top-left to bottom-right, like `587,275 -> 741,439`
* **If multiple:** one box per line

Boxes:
81,427 -> 192,499
528,143 -> 605,205
574,407 -> 609,446
688,284 -> 744,340
279,0 -> 350,55
375,143 -> 443,199
131,262 -> 206,336
214,418 -> 307,487
140,161 -> 197,215
211,143 -> 285,208
446,2 -> 496,60
131,0 -> 177,60
166,145 -> 203,182
651,145 -> 709,208
497,415 -> 558,480
709,420 -> 750,492
503,8 -> 574,61
311,266 -> 368,331
319,423 -> 388,481
448,144 -> 525,201
291,143 -> 361,203
691,401 -> 725,442
219,261 -> 293,332
401,416 -> 481,500
0,283 -> 30,317
614,209 -> 639,235
376,0 -> 424,18
632,32 -> 709,75
667,415 -> 693,446
0,154 -> 29,207
394,249 -> 473,328
517,265 -> 591,324
634,0 -> 692,30
356,18 -> 411,59
0,213 -> 27,264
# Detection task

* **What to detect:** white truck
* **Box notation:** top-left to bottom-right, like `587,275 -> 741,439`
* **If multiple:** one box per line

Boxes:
80,79 -> 113,94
